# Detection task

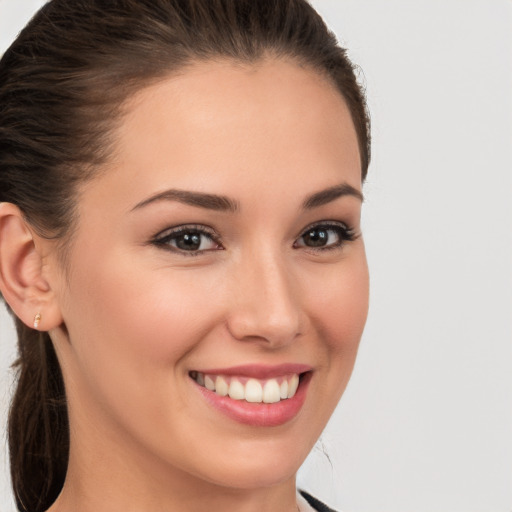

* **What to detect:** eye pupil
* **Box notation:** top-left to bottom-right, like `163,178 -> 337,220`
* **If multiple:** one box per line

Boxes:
176,232 -> 201,250
304,228 -> 328,247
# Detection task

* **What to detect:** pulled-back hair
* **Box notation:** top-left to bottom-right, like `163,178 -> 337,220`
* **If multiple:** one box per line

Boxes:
0,1 -> 370,510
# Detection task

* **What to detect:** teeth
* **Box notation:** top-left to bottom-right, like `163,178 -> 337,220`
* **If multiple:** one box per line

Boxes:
192,372 -> 302,403
245,379 -> 263,403
205,375 -> 215,391
263,379 -> 281,403
280,380 -> 288,399
288,374 -> 299,398
216,376 -> 229,396
228,379 -> 245,400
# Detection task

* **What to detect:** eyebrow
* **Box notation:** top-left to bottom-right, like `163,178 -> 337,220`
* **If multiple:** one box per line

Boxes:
302,183 -> 364,209
131,189 -> 239,212
131,182 -> 363,213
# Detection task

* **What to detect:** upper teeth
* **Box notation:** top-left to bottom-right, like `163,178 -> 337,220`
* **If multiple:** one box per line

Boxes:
191,372 -> 300,403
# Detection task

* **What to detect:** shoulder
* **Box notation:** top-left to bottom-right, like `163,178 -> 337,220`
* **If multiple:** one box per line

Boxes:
299,490 -> 339,512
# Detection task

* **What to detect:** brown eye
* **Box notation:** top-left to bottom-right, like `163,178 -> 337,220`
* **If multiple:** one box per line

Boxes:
301,227 -> 331,247
295,222 -> 355,250
174,232 -> 203,251
153,226 -> 221,253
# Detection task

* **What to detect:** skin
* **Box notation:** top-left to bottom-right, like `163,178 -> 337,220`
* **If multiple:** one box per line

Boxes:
3,58 -> 369,512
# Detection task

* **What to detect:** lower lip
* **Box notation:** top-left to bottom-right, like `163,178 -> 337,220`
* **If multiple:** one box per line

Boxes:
194,373 -> 311,427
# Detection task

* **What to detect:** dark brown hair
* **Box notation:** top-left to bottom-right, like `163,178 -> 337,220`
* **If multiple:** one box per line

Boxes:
0,1 -> 370,510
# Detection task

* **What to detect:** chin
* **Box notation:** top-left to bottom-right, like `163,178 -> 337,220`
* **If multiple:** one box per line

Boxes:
182,429 -> 316,490
198,454 -> 302,490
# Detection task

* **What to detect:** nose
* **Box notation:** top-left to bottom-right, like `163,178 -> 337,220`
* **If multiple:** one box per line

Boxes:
226,250 -> 304,348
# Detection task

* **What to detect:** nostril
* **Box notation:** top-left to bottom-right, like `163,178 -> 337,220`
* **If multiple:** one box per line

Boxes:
226,320 -> 301,347
225,305 -> 303,346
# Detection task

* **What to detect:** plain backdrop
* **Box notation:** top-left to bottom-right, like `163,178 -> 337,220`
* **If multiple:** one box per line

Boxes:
0,1 -> 511,511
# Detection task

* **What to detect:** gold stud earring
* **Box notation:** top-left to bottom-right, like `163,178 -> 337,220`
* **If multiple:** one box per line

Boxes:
33,313 -> 42,330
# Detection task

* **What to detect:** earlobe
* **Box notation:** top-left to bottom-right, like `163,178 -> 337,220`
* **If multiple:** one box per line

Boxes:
0,202 -> 63,331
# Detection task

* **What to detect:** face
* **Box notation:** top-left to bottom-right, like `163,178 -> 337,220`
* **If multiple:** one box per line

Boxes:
48,59 -> 368,493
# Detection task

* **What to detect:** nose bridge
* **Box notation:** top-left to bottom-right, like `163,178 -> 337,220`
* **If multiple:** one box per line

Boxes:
227,245 -> 302,345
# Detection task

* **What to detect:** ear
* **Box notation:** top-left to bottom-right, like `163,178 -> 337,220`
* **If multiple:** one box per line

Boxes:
0,203 -> 63,331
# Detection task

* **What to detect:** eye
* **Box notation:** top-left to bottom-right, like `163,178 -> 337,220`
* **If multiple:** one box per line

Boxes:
294,222 -> 356,250
152,225 -> 222,254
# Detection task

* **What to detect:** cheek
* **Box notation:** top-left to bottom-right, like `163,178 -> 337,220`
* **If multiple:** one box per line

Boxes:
58,253 -> 230,452
307,251 -> 369,356
289,250 -> 369,437
304,249 -> 368,411
71,251 -> 220,361
59,247 -> 224,415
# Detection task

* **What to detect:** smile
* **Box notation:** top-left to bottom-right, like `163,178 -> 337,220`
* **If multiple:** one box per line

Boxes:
190,371 -> 300,403
190,364 -> 312,426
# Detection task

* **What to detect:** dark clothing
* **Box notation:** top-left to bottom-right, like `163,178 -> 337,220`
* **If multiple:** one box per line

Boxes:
299,490 -> 338,512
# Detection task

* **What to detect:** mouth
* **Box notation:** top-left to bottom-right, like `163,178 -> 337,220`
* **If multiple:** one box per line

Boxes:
189,371 -> 300,404
189,365 -> 312,427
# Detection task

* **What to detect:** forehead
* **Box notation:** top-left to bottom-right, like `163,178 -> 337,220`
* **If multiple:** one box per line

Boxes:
84,58 -> 361,210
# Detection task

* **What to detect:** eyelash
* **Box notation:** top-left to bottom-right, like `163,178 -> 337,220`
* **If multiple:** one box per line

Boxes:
151,224 -> 222,256
294,221 -> 358,252
151,221 -> 358,256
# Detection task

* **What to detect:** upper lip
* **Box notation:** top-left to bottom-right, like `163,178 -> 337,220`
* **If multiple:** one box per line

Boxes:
192,363 -> 312,379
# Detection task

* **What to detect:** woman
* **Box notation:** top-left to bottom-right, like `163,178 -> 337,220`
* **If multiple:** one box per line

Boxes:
0,1 -> 370,511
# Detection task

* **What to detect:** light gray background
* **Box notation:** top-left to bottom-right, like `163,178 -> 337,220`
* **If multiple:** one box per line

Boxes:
1,1 -> 511,511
